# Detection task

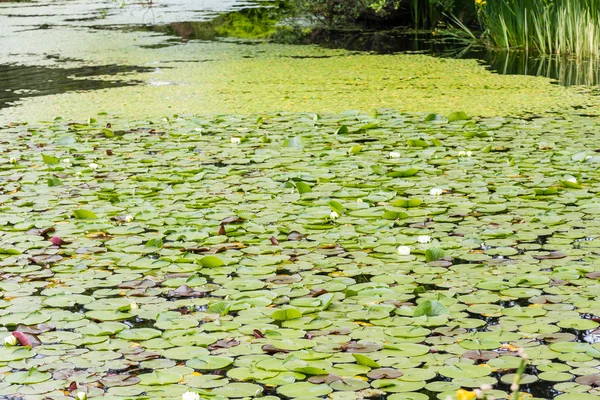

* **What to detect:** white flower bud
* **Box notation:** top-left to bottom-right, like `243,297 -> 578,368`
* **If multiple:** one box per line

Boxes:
417,235 -> 431,244
430,188 -> 443,196
130,302 -> 139,309
356,198 -> 363,203
61,158 -> 71,164
4,335 -> 17,346
566,177 -> 577,183
230,137 -> 241,144
466,151 -> 472,157
124,215 -> 134,223
389,151 -> 401,158
330,211 -> 339,220
182,392 -> 200,400
89,163 -> 98,170
397,246 -> 411,256
9,157 -> 17,164
75,392 -> 87,400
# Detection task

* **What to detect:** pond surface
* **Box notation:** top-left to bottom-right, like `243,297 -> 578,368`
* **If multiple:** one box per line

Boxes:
1,2 -> 600,400
1,0 -> 599,123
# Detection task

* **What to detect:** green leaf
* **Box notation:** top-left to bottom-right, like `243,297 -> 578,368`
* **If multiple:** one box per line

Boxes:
271,308 -> 302,321
349,145 -> 363,154
425,247 -> 445,262
42,154 -> 60,165
387,168 -> 419,178
328,200 -> 346,215
47,177 -> 62,187
335,125 -> 349,134
392,198 -> 423,208
353,354 -> 381,368
424,113 -> 444,122
447,111 -> 470,122
199,256 -> 225,268
407,139 -> 430,148
295,181 -> 312,194
145,237 -> 163,248
102,128 -> 115,138
73,209 -> 98,219
413,300 -> 449,317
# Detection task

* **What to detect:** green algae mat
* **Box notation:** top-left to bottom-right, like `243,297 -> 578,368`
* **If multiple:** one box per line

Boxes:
1,109 -> 600,399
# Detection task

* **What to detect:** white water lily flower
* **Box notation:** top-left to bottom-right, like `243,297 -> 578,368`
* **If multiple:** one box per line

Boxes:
130,302 -> 139,309
182,392 -> 200,400
330,211 -> 339,220
397,246 -> 411,256
89,163 -> 98,170
75,392 -> 87,400
417,235 -> 431,244
61,158 -> 71,164
4,335 -> 17,346
466,151 -> 472,157
566,177 -> 577,183
389,151 -> 401,158
230,137 -> 241,144
480,384 -> 493,391
124,215 -> 134,223
458,151 -> 466,157
430,188 -> 443,196
76,171 -> 82,176
9,157 -> 17,164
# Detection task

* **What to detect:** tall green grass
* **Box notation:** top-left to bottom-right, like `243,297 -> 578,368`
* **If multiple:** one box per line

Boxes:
478,0 -> 600,57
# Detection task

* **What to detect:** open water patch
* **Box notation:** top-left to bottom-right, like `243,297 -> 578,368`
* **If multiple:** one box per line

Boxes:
0,63 -> 154,109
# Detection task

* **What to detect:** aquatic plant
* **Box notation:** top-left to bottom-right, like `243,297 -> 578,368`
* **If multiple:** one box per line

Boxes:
476,0 -> 600,57
1,109 -> 600,398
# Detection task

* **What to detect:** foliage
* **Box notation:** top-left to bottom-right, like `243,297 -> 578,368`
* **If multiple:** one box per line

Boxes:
476,0 -> 600,57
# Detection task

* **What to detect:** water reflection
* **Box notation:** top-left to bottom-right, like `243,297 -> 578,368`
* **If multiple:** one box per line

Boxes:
479,51 -> 600,87
137,1 -> 290,41
0,64 -> 153,109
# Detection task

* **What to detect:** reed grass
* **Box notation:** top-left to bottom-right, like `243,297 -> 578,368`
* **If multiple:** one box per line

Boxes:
477,0 -> 600,58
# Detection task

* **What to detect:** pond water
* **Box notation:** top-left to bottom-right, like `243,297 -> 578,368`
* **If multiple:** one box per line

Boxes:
1,2 -> 600,400
1,0 -> 599,122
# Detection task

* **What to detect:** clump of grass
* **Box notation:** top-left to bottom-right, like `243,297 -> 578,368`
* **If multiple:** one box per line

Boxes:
477,0 -> 600,58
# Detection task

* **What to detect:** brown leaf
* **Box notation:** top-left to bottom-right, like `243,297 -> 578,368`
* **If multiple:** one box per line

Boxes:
261,344 -> 290,354
287,231 -> 305,241
118,279 -> 158,289
209,338 -> 240,350
266,274 -> 302,284
28,254 -> 63,266
575,374 -> 600,387
217,224 -> 226,236
462,350 -> 499,362
269,236 -> 280,245
16,324 -> 55,335
308,374 -> 343,384
585,271 -> 600,279
340,341 -> 381,353
534,251 -> 567,260
252,330 -> 265,339
167,285 -> 206,298
100,375 -> 141,387
221,216 -> 245,225
367,368 -> 404,379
